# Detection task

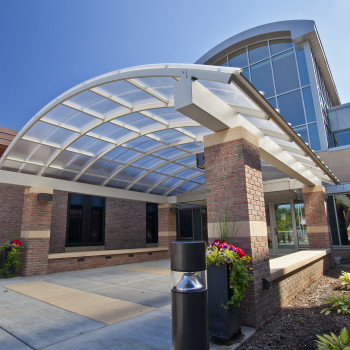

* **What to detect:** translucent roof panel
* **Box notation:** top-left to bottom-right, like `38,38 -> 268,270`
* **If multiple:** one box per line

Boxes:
124,136 -> 164,152
41,105 -> 98,132
44,168 -> 79,181
0,64 -> 337,199
87,123 -> 137,143
148,108 -> 193,124
151,129 -> 193,143
116,113 -> 164,131
68,136 -> 111,156
97,80 -> 161,107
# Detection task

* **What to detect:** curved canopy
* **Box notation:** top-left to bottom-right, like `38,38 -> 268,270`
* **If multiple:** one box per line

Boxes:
0,64 -> 338,200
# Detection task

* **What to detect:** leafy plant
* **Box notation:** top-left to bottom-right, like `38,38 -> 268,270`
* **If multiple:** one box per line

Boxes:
315,327 -> 350,350
215,210 -> 238,245
0,239 -> 24,278
321,295 -> 350,315
339,271 -> 350,290
206,240 -> 253,309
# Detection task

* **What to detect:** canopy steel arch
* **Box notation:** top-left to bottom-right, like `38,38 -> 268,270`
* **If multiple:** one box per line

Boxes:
0,64 -> 338,200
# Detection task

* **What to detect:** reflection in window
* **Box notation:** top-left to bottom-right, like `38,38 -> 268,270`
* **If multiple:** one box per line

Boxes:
177,208 -> 207,242
295,45 -> 310,86
178,209 -> 194,240
294,201 -> 308,246
265,206 -> 272,248
294,125 -> 309,145
270,38 -> 293,55
267,97 -> 277,109
308,123 -> 321,150
302,86 -> 317,123
146,203 -> 158,243
248,41 -> 269,64
274,203 -> 294,249
66,194 -> 105,246
328,194 -> 350,246
228,48 -> 248,67
272,49 -> 299,94
242,67 -> 250,80
250,59 -> 275,98
327,196 -> 340,245
278,90 -> 306,126
335,129 -> 350,147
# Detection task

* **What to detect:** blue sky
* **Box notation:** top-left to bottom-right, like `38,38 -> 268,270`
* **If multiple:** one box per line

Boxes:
1,0 -> 349,131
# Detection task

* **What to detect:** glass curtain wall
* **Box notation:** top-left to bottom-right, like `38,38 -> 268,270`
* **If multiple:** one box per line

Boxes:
214,38 -> 322,150
312,56 -> 336,147
328,194 -> 350,246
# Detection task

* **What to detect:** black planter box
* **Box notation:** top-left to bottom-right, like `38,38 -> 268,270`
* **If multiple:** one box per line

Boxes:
207,264 -> 241,341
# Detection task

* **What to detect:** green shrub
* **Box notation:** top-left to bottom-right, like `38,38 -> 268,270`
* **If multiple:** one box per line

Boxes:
0,239 -> 24,278
339,271 -> 350,290
321,295 -> 350,315
315,327 -> 350,350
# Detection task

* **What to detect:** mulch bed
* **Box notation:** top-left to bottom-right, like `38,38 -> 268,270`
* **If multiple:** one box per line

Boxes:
238,264 -> 350,350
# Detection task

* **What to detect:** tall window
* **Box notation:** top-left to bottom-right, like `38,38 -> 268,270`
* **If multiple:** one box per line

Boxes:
216,38 -> 323,150
66,194 -> 105,246
327,194 -> 350,246
146,203 -> 158,243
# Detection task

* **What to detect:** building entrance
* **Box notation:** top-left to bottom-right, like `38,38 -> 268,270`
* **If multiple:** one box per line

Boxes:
176,207 -> 208,242
266,200 -> 308,255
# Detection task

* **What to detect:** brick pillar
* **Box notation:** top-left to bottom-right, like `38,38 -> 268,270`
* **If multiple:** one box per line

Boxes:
302,186 -> 332,250
20,187 -> 53,276
204,126 -> 271,328
158,204 -> 177,255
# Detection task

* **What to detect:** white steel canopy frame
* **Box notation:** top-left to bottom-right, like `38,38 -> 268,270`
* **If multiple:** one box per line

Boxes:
0,64 -> 338,201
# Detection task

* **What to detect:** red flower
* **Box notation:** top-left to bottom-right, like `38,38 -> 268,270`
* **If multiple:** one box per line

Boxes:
235,248 -> 245,258
12,239 -> 22,246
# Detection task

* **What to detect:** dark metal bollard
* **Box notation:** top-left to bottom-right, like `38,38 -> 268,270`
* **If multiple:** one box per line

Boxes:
171,241 -> 209,350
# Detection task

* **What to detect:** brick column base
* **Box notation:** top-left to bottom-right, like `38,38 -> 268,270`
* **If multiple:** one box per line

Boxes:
21,236 -> 50,276
302,186 -> 333,249
20,187 -> 53,276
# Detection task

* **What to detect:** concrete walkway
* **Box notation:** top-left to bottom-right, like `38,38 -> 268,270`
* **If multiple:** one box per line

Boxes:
0,259 -> 254,349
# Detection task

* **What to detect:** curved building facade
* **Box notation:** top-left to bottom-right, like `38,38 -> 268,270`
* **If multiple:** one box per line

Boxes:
197,20 -> 340,151
197,20 -> 350,254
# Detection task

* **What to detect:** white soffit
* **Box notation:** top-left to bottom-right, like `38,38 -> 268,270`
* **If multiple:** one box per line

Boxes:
0,64 -> 337,199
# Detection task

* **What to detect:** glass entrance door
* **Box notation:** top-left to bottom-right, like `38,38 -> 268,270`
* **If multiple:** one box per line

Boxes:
267,200 -> 309,256
274,203 -> 295,252
271,202 -> 298,254
177,207 -> 208,242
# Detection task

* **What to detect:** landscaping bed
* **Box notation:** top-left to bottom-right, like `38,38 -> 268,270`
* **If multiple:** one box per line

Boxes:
238,264 -> 350,350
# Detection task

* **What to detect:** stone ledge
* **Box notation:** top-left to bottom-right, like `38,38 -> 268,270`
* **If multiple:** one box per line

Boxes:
269,249 -> 331,281
48,247 -> 169,260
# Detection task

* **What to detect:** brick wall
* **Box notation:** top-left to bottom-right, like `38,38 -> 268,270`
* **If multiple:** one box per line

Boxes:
105,197 -> 146,250
21,193 -> 52,231
0,184 -> 25,243
205,138 -> 266,225
268,255 -> 331,315
49,190 -> 68,253
48,249 -> 169,274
